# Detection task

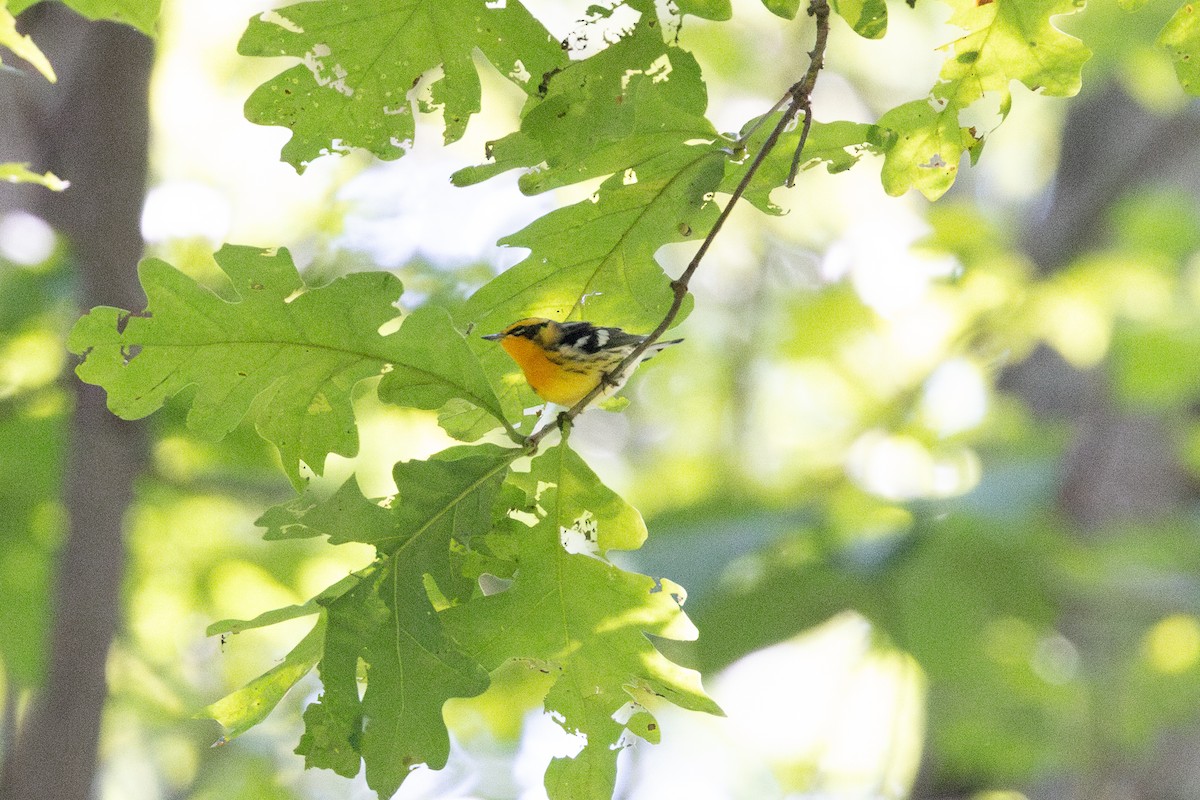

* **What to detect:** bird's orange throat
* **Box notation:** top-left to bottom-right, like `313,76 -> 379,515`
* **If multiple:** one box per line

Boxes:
500,336 -> 598,406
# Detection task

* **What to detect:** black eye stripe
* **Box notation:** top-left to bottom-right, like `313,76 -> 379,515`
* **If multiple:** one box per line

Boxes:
511,321 -> 549,339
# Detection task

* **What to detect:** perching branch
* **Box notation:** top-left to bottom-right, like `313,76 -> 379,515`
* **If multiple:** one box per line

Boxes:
524,0 -> 832,452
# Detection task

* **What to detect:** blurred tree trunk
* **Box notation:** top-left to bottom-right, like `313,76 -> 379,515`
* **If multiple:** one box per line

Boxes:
913,84 -> 1200,800
1015,84 -> 1198,800
0,7 -> 151,800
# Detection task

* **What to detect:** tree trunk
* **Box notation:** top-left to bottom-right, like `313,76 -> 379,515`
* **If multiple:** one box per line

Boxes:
0,7 -> 152,800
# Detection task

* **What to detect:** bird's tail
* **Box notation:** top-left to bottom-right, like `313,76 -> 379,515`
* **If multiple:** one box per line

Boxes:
641,337 -> 683,360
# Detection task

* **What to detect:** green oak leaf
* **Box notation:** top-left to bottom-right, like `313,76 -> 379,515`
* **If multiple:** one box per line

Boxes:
475,146 -> 719,330
452,17 -> 718,194
68,246 -> 513,483
832,0 -> 887,39
200,620 -> 324,742
238,0 -> 566,171
937,0 -> 1091,107
296,575 -> 378,780
878,98 -> 981,201
377,305 -> 516,441
506,443 -> 647,555
675,0 -> 733,19
1159,3 -> 1200,94
285,446 -> 516,793
207,574 -> 360,635
0,162 -> 67,190
722,117 -> 892,214
279,445 -> 514,795
257,444 -> 518,596
434,396 -> 513,444
68,246 -> 401,483
874,0 -> 1087,199
761,0 -> 802,19
444,440 -> 720,800
257,475 -> 393,543
358,564 -> 488,797
7,0 -> 159,36
297,694 -> 361,779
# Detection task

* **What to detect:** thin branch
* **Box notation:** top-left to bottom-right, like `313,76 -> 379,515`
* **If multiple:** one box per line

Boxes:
786,1 -> 830,187
524,0 -> 832,452
735,92 -> 793,148
786,104 -> 815,188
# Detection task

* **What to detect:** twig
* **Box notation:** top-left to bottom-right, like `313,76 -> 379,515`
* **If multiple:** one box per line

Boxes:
524,0 -> 833,453
735,92 -> 793,148
786,102 -> 815,187
786,1 -> 830,186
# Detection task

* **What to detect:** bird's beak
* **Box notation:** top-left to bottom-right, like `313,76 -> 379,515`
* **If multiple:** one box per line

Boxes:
481,332 -> 504,341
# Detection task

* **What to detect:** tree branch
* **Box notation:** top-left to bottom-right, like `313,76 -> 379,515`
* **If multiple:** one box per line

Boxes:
524,0 -> 832,452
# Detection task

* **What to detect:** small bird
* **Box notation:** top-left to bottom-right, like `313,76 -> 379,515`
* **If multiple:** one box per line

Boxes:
482,317 -> 682,407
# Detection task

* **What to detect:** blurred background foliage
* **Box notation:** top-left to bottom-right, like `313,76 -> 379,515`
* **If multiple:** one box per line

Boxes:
4,0 -> 1200,798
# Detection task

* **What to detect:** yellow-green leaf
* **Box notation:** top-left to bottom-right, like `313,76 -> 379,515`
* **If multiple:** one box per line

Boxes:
832,0 -> 887,39
0,162 -> 67,190
200,621 -> 324,741
938,0 -> 1091,107
0,2 -> 54,81
878,98 -> 980,200
8,0 -> 159,36
1160,3 -> 1200,94
239,0 -> 566,171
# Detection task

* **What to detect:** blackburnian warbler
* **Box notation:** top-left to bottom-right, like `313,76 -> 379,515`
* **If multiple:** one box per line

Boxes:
482,318 -> 682,407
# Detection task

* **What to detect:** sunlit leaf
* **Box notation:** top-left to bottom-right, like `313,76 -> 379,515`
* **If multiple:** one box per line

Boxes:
506,441 -> 648,554
200,620 -> 324,741
8,0 -> 160,36
878,97 -> 980,200
269,444 -> 519,783
876,0 -> 1088,198
444,440 -> 720,800
832,0 -> 887,39
68,246 -> 512,482
377,306 -> 517,441
0,162 -> 67,190
257,476 -> 393,543
239,0 -> 566,171
722,117 -> 891,213
206,574 -> 360,635
280,445 -> 515,795
675,0 -> 733,20
358,565 -> 488,797
452,18 -> 718,194
68,246 -> 402,484
761,0 -> 802,19
1159,3 -> 1200,94
0,4 -> 54,81
938,0 -> 1091,107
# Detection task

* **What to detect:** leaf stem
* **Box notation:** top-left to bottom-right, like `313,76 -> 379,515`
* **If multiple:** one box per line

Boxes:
524,0 -> 832,452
